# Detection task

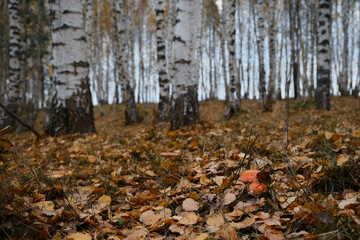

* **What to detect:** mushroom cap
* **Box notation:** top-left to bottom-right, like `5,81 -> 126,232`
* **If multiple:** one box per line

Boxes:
248,182 -> 268,195
238,170 -> 260,183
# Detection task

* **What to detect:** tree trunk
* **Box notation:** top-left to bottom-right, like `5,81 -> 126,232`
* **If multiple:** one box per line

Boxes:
339,0 -> 349,96
156,0 -> 170,121
256,0 -> 266,110
170,0 -> 201,130
315,0 -> 331,110
2,0 -> 21,129
265,0 -> 276,111
225,0 -> 239,119
46,0 -> 96,136
116,0 -> 137,124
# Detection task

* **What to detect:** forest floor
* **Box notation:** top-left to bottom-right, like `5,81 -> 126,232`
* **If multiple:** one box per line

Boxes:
1,97 -> 360,240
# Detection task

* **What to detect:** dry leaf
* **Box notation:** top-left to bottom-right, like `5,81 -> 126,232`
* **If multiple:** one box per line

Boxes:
337,155 -> 350,167
217,224 -> 239,240
224,192 -> 236,205
140,210 -> 161,226
183,198 -> 200,212
67,233 -> 92,240
51,170 -> 72,178
33,201 -> 55,211
339,197 -> 357,209
225,209 -> 244,221
169,224 -> 185,234
324,131 -> 333,140
178,213 -> 198,225
352,130 -> 360,138
194,233 -> 208,240
206,213 -> 225,228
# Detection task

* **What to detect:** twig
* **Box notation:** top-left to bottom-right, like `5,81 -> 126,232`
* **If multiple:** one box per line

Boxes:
0,103 -> 42,138
0,225 -> 12,240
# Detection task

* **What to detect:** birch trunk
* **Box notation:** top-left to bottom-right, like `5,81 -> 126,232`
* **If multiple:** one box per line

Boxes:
256,0 -> 266,110
156,0 -> 170,121
225,0 -> 239,119
46,0 -> 95,136
339,0 -> 349,96
116,0 -> 137,124
2,0 -> 21,128
315,0 -> 331,110
265,0 -> 276,111
170,0 -> 201,130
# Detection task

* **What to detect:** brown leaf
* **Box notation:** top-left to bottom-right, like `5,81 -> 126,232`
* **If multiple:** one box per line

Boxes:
224,192 -> 236,205
183,198 -> 200,212
337,154 -> 350,167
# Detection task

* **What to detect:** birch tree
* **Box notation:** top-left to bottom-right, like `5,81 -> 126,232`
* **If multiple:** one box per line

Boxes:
2,0 -> 21,128
225,0 -> 239,119
265,0 -> 276,111
46,0 -> 95,136
338,0 -> 350,96
170,0 -> 201,130
116,0 -> 137,124
156,0 -> 170,122
315,0 -> 331,110
256,0 -> 266,110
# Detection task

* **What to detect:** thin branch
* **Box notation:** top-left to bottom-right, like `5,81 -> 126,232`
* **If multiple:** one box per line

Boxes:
0,103 -> 42,138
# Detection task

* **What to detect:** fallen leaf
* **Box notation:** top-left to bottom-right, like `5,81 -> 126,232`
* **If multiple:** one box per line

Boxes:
140,210 -> 161,226
339,197 -> 357,209
183,198 -> 200,212
224,192 -> 236,205
194,233 -> 208,240
178,213 -> 198,225
206,213 -> 225,228
67,233 -> 92,240
169,224 -> 185,234
33,201 -> 55,211
337,155 -> 350,167
324,131 -> 333,140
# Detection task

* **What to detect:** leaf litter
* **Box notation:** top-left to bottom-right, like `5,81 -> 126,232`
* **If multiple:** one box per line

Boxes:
0,98 -> 360,239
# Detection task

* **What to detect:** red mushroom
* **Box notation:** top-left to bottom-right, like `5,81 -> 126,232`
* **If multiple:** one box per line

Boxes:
238,170 -> 260,183
239,170 -> 269,195
248,182 -> 268,195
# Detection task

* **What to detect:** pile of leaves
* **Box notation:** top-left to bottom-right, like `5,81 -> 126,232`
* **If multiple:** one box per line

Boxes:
0,98 -> 360,239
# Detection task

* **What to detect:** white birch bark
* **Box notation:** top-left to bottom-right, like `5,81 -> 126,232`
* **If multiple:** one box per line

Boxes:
339,0 -> 349,96
225,0 -> 239,119
170,0 -> 201,130
46,0 -> 95,136
115,0 -> 137,124
265,0 -> 276,111
256,0 -> 266,110
156,0 -> 170,121
2,0 -> 21,128
315,0 -> 331,110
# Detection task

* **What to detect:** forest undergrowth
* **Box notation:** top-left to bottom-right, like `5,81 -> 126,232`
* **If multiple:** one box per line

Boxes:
1,97 -> 360,240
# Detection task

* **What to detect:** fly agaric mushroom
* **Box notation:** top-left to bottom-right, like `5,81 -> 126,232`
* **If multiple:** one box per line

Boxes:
238,170 -> 268,195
